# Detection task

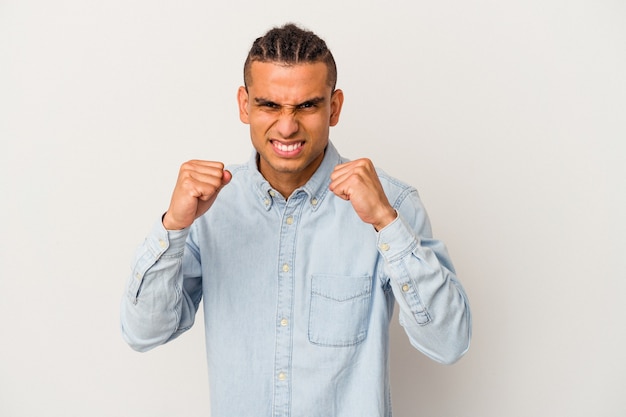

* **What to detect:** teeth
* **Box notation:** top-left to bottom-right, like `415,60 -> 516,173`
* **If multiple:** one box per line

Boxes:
275,142 -> 302,152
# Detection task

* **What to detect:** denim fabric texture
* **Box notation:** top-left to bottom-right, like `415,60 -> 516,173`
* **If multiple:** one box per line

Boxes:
121,141 -> 471,417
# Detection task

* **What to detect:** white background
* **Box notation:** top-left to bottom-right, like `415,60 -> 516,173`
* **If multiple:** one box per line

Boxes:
1,1 -> 625,416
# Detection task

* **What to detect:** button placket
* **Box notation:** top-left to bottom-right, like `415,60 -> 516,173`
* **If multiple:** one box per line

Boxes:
272,194 -> 305,416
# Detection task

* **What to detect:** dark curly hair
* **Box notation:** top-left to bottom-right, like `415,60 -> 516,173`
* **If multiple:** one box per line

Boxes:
243,23 -> 337,90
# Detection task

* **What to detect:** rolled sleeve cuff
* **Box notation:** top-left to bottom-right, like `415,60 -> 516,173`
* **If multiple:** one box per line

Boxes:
376,213 -> 432,325
127,218 -> 190,298
376,213 -> 420,263
146,218 -> 190,257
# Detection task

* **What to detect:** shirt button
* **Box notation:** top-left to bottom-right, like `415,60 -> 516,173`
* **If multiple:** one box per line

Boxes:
286,216 -> 294,225
402,284 -> 410,292
280,318 -> 288,327
135,273 -> 141,280
282,264 -> 290,272
159,239 -> 166,248
379,243 -> 390,251
264,198 -> 270,206
311,198 -> 318,206
269,190 -> 276,197
278,372 -> 287,381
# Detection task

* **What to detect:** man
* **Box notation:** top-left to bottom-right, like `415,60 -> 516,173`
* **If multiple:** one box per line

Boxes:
121,23 -> 471,416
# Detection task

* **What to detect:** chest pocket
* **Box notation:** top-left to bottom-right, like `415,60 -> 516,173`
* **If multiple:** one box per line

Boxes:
308,274 -> 373,347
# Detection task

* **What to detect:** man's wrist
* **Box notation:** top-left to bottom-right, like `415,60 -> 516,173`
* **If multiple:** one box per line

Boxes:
373,208 -> 398,232
162,212 -> 187,231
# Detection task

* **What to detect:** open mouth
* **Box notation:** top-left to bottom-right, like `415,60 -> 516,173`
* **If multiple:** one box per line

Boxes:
272,140 -> 304,153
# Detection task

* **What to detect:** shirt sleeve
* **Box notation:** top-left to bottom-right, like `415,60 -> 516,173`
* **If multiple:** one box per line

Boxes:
120,218 -> 203,352
376,190 -> 472,364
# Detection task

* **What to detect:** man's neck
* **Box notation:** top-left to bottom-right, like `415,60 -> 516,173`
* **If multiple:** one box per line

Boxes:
257,153 -> 324,199
263,171 -> 310,199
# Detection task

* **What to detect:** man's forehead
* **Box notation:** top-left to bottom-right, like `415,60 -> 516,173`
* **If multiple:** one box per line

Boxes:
248,61 -> 330,87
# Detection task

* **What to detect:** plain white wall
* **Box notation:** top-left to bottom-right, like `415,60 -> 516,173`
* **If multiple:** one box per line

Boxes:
1,0 -> 624,416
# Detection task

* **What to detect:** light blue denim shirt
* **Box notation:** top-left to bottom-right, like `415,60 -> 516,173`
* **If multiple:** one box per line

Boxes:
121,141 -> 471,417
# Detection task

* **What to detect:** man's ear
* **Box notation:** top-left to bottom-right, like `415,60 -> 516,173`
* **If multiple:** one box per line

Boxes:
237,86 -> 250,124
329,89 -> 344,127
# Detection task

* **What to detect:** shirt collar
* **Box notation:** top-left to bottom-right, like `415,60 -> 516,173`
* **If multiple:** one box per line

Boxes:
249,140 -> 342,211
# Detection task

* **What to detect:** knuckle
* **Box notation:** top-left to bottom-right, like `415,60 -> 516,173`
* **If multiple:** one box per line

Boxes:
180,160 -> 195,172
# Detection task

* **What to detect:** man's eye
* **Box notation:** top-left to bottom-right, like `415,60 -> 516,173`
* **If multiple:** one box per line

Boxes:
297,102 -> 316,110
255,101 -> 280,110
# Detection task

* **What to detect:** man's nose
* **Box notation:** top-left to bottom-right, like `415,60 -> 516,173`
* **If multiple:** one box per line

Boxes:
275,110 -> 299,138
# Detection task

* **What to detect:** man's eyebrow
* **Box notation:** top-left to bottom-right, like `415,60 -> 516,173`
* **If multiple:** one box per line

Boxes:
297,97 -> 325,105
253,97 -> 326,107
254,97 -> 279,106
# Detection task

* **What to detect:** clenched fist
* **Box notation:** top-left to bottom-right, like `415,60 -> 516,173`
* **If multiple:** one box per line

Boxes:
329,158 -> 397,231
162,160 -> 232,230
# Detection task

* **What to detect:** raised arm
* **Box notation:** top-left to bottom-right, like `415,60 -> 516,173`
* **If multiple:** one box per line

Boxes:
120,160 -> 231,352
329,158 -> 471,364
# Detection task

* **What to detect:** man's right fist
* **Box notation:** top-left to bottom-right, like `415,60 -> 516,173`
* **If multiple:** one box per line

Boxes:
162,160 -> 232,230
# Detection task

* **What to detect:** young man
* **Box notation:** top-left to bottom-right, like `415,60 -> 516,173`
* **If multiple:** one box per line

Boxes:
121,23 -> 471,417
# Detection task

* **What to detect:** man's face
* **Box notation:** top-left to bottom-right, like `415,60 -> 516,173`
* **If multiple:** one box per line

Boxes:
238,61 -> 343,191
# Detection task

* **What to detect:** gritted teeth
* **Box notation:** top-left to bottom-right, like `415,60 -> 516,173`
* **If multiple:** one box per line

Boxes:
273,141 -> 304,152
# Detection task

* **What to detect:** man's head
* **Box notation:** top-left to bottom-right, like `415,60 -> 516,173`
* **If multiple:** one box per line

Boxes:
237,24 -> 344,197
243,23 -> 337,91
